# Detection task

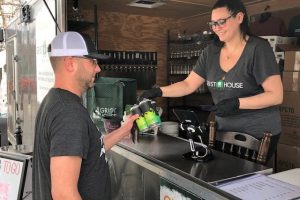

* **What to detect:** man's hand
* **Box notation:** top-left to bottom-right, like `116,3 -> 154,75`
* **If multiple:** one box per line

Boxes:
102,114 -> 139,151
213,98 -> 240,117
138,88 -> 162,102
121,114 -> 139,135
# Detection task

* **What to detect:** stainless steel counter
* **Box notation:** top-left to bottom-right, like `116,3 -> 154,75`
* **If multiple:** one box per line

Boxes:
109,133 -> 272,199
118,133 -> 270,182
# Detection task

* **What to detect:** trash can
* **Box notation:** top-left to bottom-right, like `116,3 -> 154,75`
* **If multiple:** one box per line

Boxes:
0,117 -> 8,147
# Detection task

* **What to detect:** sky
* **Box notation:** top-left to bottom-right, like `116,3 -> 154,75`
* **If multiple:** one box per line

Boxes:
0,0 -> 22,28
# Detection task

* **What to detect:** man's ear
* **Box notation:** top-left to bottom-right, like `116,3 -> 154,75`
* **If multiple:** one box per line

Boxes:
64,57 -> 75,72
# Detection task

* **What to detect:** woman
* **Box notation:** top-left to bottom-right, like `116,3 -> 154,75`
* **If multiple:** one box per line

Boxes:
140,0 -> 283,159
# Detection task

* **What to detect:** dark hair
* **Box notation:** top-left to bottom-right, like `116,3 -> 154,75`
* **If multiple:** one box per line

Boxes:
212,0 -> 253,46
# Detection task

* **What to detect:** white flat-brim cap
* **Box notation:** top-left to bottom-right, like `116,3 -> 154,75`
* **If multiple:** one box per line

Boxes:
48,31 -> 109,60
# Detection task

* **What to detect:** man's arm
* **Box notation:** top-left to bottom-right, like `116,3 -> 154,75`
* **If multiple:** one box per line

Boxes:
50,156 -> 82,200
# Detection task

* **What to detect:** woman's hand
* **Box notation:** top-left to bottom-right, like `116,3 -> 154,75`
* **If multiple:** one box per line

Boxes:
213,98 -> 240,117
138,88 -> 162,101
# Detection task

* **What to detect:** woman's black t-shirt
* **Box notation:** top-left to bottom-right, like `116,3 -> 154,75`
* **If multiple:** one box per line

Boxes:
193,36 -> 281,138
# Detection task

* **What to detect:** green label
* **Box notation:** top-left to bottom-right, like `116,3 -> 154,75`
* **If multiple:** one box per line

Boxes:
216,80 -> 224,89
155,115 -> 161,125
144,110 -> 160,126
136,117 -> 148,131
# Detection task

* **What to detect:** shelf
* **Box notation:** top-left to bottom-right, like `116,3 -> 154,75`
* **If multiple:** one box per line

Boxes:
168,35 -> 214,44
169,74 -> 188,76
168,39 -> 194,44
168,56 -> 199,60
68,20 -> 95,31
166,30 -> 213,120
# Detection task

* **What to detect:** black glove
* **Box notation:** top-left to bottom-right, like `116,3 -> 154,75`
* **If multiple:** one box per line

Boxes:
213,98 -> 240,117
138,87 -> 162,102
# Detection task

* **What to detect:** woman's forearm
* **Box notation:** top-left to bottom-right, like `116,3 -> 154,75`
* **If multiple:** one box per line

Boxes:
239,75 -> 283,109
161,71 -> 205,97
239,91 -> 283,109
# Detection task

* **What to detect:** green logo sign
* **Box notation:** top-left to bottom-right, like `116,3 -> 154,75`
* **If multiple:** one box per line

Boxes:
216,80 -> 224,88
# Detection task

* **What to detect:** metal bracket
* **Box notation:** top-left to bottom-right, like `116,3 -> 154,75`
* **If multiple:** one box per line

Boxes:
13,55 -> 19,62
21,5 -> 31,23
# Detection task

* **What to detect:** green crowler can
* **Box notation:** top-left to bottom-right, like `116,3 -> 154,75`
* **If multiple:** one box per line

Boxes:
151,100 -> 161,125
139,99 -> 161,128
130,104 -> 149,132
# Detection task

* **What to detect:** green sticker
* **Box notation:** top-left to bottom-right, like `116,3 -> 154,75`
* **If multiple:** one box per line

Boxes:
216,80 -> 224,89
136,117 -> 148,131
144,110 -> 160,127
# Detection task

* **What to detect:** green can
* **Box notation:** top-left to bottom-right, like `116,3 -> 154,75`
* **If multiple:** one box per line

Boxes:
130,104 -> 149,132
139,99 -> 161,128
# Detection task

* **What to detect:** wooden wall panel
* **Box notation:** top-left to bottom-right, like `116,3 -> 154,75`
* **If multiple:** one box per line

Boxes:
79,0 -> 300,120
175,0 -> 300,35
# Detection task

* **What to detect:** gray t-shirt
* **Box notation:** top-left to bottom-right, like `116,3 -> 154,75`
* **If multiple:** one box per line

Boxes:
33,88 -> 110,200
193,36 -> 281,138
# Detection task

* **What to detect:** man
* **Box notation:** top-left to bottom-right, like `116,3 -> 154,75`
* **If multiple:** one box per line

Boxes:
32,31 -> 138,200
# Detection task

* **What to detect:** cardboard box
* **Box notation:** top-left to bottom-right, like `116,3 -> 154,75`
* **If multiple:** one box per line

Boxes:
276,44 -> 300,52
260,36 -> 281,51
279,92 -> 300,146
261,36 -> 297,45
261,36 -> 298,52
261,35 -> 284,45
284,51 -> 300,71
282,37 -> 298,45
282,71 -> 300,91
277,143 -> 300,172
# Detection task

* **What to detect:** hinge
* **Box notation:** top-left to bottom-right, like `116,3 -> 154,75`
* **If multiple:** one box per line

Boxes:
14,55 -> 19,62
